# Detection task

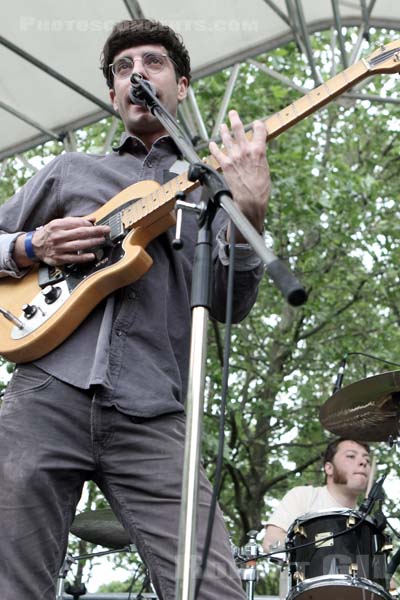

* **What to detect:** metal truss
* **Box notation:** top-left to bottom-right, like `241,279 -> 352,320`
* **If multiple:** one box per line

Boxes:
176,0 -> 400,150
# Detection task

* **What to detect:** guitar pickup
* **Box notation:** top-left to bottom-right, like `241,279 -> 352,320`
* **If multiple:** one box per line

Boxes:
107,213 -> 125,242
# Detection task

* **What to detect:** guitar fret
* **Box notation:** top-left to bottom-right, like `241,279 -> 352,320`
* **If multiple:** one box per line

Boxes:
126,202 -> 140,226
151,191 -> 160,209
163,182 -> 173,205
169,177 -> 178,199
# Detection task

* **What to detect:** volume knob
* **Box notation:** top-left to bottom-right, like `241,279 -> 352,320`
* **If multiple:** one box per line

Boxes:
42,285 -> 61,304
22,304 -> 37,319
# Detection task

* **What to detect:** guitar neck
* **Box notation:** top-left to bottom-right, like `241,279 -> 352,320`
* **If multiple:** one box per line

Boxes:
122,56 -> 372,231
262,58 -> 369,141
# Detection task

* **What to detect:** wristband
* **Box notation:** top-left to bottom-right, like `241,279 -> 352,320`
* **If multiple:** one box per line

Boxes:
24,231 -> 40,262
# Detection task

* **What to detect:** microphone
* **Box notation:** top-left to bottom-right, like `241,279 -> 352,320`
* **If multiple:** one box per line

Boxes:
129,74 -> 157,107
358,473 -> 387,516
265,258 -> 307,307
332,357 -> 347,395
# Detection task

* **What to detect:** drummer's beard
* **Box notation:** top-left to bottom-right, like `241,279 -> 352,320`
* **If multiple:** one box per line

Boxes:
331,464 -> 347,485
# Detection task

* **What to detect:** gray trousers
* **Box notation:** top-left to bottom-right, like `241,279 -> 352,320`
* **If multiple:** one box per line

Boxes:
0,364 -> 245,600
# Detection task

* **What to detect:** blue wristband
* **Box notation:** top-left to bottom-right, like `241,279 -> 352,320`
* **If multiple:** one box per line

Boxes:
24,230 -> 39,262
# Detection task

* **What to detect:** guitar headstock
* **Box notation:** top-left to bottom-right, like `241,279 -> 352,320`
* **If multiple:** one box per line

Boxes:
366,40 -> 400,74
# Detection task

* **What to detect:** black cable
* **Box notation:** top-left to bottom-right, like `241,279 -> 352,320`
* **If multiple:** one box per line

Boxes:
387,547 -> 400,577
386,518 -> 400,540
126,563 -> 140,600
346,351 -> 400,369
195,223 -> 237,599
332,351 -> 400,392
131,567 -> 151,600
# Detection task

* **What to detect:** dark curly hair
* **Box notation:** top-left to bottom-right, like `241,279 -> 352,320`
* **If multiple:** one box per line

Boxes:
100,19 -> 191,89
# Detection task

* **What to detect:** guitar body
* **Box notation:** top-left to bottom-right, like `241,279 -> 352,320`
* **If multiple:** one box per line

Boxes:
0,179 -> 176,363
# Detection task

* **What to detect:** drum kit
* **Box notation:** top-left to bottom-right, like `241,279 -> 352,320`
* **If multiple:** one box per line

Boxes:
63,371 -> 400,600
235,370 -> 400,600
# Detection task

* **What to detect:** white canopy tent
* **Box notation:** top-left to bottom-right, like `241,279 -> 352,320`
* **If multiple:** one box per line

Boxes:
0,0 -> 398,160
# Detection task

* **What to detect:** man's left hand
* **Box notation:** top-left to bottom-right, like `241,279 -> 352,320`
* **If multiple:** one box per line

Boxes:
209,109 -> 270,243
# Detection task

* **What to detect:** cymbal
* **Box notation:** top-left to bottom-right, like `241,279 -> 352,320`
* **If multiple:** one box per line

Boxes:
70,509 -> 134,550
320,370 -> 400,442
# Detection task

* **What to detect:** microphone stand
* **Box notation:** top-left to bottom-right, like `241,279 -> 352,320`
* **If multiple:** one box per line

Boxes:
129,75 -> 307,600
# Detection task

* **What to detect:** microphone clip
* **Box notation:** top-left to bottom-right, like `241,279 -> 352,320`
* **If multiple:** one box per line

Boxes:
358,473 -> 387,516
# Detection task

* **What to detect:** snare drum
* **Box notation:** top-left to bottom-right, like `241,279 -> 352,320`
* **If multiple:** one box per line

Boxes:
286,509 -> 392,600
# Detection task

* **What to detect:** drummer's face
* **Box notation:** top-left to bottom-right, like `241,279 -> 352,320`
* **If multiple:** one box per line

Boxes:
325,440 -> 371,491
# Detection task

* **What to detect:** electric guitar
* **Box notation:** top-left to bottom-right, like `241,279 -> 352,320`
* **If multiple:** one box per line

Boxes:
0,41 -> 399,363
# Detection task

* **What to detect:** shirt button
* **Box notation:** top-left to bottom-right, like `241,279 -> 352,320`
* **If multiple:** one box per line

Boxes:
147,160 -> 153,168
128,290 -> 136,300
116,329 -> 122,337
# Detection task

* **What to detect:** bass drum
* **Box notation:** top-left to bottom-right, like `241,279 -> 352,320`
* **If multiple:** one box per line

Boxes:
285,508 -> 392,600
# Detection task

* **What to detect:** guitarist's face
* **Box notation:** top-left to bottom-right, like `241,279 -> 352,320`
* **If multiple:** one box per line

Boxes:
109,43 -> 188,146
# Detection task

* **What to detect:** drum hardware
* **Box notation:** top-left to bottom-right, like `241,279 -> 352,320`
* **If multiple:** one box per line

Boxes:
315,531 -> 334,548
285,509 -> 393,600
232,530 -> 262,600
382,541 -> 394,553
349,563 -> 358,577
294,525 -> 306,538
285,510 -> 372,557
64,509 -> 138,599
56,553 -> 74,600
56,545 -> 136,600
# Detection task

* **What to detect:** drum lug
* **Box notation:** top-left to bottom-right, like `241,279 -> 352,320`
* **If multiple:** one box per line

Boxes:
382,542 -> 394,552
346,515 -> 357,527
349,562 -> 358,577
379,532 -> 393,553
294,525 -> 307,538
293,570 -> 304,582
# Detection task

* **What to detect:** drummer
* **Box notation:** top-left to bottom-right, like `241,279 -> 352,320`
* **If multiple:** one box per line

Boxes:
262,438 -> 371,552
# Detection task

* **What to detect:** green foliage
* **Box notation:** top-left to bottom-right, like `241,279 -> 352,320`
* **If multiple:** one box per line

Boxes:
97,579 -> 132,592
1,25 -> 400,595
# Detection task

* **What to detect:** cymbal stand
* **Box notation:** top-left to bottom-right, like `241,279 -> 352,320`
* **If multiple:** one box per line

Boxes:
55,546 -> 134,599
236,530 -> 260,600
56,553 -> 74,600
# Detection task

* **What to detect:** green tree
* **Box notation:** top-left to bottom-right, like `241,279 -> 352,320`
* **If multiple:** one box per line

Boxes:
1,27 -> 399,594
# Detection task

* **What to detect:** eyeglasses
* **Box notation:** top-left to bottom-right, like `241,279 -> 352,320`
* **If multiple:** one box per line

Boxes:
109,52 -> 175,79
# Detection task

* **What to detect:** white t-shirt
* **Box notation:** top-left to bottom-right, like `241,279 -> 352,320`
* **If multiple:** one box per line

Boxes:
266,486 -> 351,599
266,485 -> 347,532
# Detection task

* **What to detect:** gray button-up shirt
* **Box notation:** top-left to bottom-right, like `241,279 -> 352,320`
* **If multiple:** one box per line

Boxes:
0,135 -> 263,417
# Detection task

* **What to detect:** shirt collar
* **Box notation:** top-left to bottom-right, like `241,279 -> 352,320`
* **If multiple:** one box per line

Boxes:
112,132 -> 180,155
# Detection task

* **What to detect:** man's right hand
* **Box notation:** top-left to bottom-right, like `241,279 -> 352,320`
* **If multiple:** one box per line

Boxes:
13,216 -> 111,268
